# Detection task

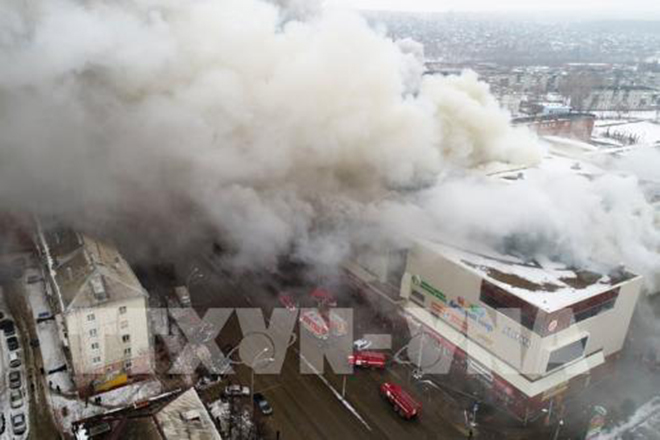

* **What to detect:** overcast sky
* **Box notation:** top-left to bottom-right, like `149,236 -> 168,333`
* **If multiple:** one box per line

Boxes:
328,0 -> 660,16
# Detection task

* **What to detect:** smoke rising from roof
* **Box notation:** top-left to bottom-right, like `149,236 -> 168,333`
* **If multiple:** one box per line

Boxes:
0,0 -> 658,286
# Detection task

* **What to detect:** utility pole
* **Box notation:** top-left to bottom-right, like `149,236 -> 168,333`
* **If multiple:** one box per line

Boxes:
551,420 -> 564,440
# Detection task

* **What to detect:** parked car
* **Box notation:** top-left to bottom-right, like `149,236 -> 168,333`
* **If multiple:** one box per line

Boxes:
11,413 -> 26,436
1,319 -> 16,336
9,351 -> 21,368
7,336 -> 19,351
353,339 -> 372,351
348,351 -> 387,369
37,311 -> 52,321
253,393 -> 273,415
10,389 -> 24,409
9,370 -> 21,389
224,384 -> 250,397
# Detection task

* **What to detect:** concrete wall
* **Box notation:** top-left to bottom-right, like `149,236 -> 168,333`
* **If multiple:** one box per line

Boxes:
66,295 -> 152,387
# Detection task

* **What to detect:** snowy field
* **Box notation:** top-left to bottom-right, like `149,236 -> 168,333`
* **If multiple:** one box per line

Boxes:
593,120 -> 660,146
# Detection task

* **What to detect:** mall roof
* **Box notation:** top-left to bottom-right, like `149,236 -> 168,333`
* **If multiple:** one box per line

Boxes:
418,240 -> 639,313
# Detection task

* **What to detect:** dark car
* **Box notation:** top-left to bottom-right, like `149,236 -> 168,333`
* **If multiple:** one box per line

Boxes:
7,336 -> 19,351
9,370 -> 21,389
253,393 -> 273,415
0,319 -> 15,336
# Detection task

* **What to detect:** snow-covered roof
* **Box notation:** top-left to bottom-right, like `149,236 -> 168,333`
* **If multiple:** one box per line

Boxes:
155,388 -> 222,440
41,229 -> 146,312
418,240 -> 638,313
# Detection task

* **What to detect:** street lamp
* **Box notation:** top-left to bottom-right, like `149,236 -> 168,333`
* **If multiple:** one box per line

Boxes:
186,266 -> 204,290
392,331 -> 442,381
552,419 -> 564,440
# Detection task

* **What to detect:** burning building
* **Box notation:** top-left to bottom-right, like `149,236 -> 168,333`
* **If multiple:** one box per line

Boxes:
399,240 -> 642,421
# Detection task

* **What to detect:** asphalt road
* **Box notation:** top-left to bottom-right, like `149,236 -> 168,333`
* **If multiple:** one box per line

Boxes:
187,257 -> 477,440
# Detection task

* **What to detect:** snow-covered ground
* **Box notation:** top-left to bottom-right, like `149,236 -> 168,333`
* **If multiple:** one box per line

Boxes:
592,110 -> 660,121
600,396 -> 660,439
0,272 -> 30,440
594,120 -> 660,146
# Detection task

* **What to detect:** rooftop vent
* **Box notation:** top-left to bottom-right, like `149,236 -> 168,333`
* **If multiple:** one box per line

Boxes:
90,275 -> 108,301
181,410 -> 201,422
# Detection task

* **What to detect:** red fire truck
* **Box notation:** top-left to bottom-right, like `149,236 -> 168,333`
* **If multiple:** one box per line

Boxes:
278,293 -> 297,311
300,310 -> 330,339
380,382 -> 421,419
348,352 -> 387,369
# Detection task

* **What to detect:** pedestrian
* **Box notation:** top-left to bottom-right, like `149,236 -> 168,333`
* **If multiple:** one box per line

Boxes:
468,429 -> 474,439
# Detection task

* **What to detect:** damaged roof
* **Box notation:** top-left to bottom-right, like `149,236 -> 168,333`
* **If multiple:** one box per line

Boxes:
419,240 -> 639,313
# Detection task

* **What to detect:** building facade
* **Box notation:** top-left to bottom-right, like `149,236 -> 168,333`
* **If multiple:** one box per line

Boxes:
585,86 -> 659,111
397,241 -> 642,420
36,226 -> 153,395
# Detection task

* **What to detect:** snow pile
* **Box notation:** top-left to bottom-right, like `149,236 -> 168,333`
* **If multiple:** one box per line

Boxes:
600,396 -> 660,439
95,379 -> 162,407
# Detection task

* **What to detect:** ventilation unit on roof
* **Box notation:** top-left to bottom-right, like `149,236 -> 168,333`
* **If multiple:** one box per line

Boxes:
181,410 -> 201,422
91,275 -> 108,301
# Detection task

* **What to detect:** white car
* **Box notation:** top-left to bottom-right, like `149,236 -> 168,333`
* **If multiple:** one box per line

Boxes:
11,413 -> 26,436
10,389 -> 24,409
353,339 -> 372,351
224,385 -> 250,397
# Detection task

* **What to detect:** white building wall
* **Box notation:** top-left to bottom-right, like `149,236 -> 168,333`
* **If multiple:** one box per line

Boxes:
402,241 -> 642,378
65,296 -> 152,379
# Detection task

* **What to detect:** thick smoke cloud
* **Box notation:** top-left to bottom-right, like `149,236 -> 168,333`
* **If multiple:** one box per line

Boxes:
0,0 -> 657,286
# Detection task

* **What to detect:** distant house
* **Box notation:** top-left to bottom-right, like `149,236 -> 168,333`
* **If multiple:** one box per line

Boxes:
35,225 -> 153,395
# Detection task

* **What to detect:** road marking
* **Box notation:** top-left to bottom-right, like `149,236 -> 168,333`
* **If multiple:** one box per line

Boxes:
255,383 -> 282,394
298,351 -> 372,432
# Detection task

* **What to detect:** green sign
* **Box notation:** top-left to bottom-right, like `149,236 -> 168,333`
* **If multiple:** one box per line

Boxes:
412,275 -> 447,304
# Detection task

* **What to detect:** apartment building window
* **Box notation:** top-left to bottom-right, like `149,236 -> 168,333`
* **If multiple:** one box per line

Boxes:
119,306 -> 127,314
120,320 -> 129,329
87,313 -> 95,322
89,328 -> 98,338
122,334 -> 130,343
410,290 -> 426,307
124,347 -> 132,357
92,356 -> 102,364
91,342 -> 100,351
124,360 -> 132,370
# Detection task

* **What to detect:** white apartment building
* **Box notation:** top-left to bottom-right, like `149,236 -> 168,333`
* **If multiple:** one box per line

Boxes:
36,227 -> 153,395
585,85 -> 658,111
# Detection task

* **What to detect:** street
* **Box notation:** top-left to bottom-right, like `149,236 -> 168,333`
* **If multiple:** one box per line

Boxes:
186,256 -> 480,440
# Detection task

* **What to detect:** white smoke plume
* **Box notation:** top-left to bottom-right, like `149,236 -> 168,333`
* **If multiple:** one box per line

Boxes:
0,0 -> 658,287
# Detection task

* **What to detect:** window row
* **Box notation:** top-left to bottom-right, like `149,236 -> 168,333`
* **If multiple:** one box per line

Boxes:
85,306 -> 128,322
